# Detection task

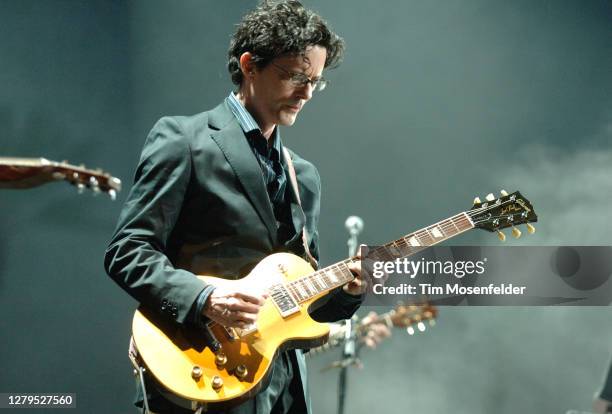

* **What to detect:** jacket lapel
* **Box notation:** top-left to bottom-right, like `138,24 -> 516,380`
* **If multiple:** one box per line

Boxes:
209,102 -> 278,245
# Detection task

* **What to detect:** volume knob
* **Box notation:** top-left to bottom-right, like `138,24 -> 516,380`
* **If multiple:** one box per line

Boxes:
191,366 -> 203,380
215,353 -> 227,367
212,375 -> 223,390
235,364 -> 248,380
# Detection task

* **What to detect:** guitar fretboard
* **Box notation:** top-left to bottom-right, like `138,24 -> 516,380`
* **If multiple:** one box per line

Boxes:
285,212 -> 475,304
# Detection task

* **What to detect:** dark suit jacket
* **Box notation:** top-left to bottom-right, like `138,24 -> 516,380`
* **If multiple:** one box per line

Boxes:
104,100 -> 361,411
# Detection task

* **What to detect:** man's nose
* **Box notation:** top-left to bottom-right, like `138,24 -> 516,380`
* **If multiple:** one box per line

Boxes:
296,82 -> 314,101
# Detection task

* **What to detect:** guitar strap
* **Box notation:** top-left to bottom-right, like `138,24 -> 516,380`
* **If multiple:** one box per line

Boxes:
282,147 -> 318,270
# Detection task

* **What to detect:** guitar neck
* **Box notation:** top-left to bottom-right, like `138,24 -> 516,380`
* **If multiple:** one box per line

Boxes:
290,212 -> 475,303
0,157 -> 55,166
0,157 -> 98,175
0,157 -> 58,188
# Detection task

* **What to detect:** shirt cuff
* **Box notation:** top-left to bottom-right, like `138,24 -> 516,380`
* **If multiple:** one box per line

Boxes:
190,285 -> 216,328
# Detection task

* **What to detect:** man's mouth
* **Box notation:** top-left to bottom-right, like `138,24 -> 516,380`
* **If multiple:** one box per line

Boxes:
286,104 -> 301,112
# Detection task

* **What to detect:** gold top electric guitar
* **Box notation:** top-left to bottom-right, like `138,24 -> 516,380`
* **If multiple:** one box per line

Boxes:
131,190 -> 537,411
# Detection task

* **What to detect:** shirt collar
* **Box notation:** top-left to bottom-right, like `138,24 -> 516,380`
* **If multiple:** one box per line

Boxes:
226,92 -> 282,157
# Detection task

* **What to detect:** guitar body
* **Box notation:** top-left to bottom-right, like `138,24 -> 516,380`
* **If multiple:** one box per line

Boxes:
132,252 -> 330,410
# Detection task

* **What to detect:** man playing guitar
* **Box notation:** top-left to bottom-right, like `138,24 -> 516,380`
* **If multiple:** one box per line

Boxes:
104,2 -> 366,413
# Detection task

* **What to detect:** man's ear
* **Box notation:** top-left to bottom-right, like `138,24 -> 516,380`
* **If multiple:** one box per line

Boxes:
239,52 -> 255,77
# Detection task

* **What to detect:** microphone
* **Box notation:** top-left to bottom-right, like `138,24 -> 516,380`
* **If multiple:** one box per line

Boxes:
344,216 -> 364,236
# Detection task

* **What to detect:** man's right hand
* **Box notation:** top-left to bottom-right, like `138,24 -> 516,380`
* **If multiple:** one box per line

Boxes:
202,284 -> 268,328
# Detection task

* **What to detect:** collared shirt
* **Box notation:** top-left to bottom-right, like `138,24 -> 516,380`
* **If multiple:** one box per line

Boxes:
226,92 -> 287,205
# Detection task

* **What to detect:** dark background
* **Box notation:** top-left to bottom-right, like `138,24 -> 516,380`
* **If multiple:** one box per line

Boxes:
1,1 -> 611,413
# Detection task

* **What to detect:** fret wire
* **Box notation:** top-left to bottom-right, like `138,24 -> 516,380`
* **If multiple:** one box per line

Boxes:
317,272 -> 326,290
454,220 -> 469,231
418,229 -> 435,245
304,275 -> 315,292
328,263 -> 346,285
420,229 -> 433,243
306,276 -> 317,293
437,221 -> 451,237
317,271 -> 331,293
288,281 -> 299,300
285,283 -> 298,301
302,277 -> 314,297
330,264 -> 344,284
317,272 -> 329,290
323,270 -> 333,286
298,280 -> 308,299
294,279 -> 307,301
309,273 -> 322,291
318,271 -> 330,288
300,278 -> 311,296
338,262 -> 354,283
318,271 -> 328,288
308,273 -> 318,292
292,283 -> 304,301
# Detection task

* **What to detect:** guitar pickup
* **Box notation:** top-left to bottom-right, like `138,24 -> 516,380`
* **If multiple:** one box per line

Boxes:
270,284 -> 300,318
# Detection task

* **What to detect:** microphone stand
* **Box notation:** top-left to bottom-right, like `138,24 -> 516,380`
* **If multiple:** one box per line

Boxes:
337,216 -> 363,414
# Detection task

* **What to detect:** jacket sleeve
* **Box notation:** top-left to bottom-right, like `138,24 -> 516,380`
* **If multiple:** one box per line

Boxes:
104,117 -> 210,325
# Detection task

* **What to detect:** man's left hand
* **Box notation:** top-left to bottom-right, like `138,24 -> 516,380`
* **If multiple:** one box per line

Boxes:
343,245 -> 368,296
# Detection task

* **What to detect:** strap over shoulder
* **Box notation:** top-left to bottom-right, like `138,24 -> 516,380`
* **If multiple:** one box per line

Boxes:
282,147 -> 318,269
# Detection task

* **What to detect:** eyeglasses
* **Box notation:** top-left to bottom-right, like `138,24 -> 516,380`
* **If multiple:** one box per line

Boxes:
270,62 -> 328,92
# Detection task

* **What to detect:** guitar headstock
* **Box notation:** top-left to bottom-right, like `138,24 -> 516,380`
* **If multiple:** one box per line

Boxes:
388,302 -> 438,336
0,157 -> 121,200
469,190 -> 537,241
54,161 -> 122,200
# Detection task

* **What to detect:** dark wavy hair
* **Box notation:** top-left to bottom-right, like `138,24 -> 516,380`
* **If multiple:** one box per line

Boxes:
228,0 -> 345,85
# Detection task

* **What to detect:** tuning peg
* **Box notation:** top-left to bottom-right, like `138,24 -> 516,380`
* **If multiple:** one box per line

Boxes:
89,177 -> 100,195
486,193 -> 495,202
511,227 -> 522,238
473,197 -> 482,205
77,183 -> 85,194
109,189 -> 117,201
111,177 -> 122,188
417,322 -> 426,332
500,190 -> 508,196
497,230 -> 506,242
428,319 -> 436,327
526,223 -> 536,234
407,326 -> 415,336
